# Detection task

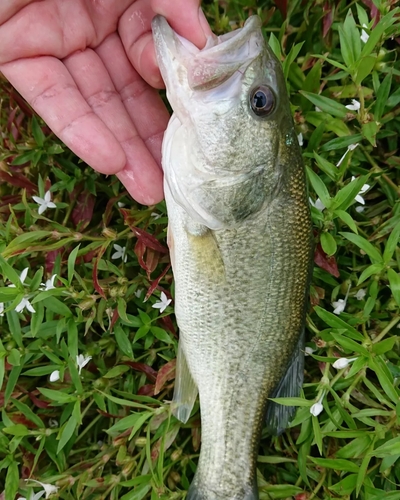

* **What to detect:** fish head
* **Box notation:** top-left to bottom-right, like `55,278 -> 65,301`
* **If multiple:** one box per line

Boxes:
152,15 -> 300,229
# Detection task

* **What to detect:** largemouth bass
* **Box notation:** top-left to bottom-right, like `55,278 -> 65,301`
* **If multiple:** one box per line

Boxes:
152,15 -> 313,500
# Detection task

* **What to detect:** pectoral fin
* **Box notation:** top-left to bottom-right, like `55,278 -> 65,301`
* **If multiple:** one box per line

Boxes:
171,341 -> 198,423
265,330 -> 305,435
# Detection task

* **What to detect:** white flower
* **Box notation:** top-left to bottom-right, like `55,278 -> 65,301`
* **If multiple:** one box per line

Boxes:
40,274 -> 57,291
117,202 -> 125,208
332,284 -> 351,315
19,492 -> 46,500
310,401 -> 324,416
297,133 -> 303,146
134,288 -> 143,298
361,24 -> 369,43
111,244 -> 127,263
15,297 -> 36,314
345,99 -> 360,112
25,479 -> 59,499
355,288 -> 366,300
0,302 -> 4,316
305,346 -> 315,356
152,291 -> 172,314
151,212 -> 162,220
336,143 -> 359,167
32,191 -> 57,215
333,357 -> 357,369
49,370 -> 60,382
9,267 -> 29,287
309,197 -> 326,211
76,354 -> 92,374
355,205 -> 365,213
351,176 -> 370,205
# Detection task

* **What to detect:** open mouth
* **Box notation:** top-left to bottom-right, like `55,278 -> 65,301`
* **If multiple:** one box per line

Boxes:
152,15 -> 264,91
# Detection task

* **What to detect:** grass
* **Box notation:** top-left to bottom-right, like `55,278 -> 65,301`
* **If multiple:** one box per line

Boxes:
1,0 -> 400,499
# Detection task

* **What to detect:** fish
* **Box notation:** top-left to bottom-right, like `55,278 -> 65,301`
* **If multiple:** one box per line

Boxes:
152,14 -> 313,500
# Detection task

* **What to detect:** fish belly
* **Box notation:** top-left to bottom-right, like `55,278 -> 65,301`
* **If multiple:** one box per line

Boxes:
167,178 -> 311,499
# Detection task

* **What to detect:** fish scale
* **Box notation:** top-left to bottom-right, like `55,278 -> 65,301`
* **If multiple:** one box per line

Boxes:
153,14 -> 313,500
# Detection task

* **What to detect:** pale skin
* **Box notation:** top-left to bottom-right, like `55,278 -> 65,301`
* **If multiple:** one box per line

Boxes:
0,0 -> 212,205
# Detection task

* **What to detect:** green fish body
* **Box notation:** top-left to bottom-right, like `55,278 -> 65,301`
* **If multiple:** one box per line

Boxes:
152,15 -> 313,500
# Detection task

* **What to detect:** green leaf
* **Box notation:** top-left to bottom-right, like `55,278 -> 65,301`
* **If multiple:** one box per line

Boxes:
374,72 -> 392,122
31,116 -> 46,147
103,365 -> 130,379
306,167 -> 331,208
151,326 -> 173,344
300,91 -> 348,118
320,232 -> 337,256
282,42 -> 304,80
2,231 -> 51,257
0,255 -> 21,286
362,121 -> 378,147
314,306 -> 364,340
368,357 -> 399,404
268,397 -> 311,407
68,244 -> 80,285
383,220 -> 400,264
107,413 -> 145,434
387,269 -> 400,306
372,337 -> 397,355
338,10 -> 361,70
332,176 -> 369,212
372,437 -> 400,458
313,152 -> 338,181
5,460 -> 19,500
120,483 -> 151,500
268,33 -> 281,60
115,326 -> 134,358
330,333 -> 369,356
329,474 -> 357,496
310,457 -> 360,473
354,55 -> 377,85
133,325 -> 150,344
57,415 -> 78,453
360,10 -> 398,59
3,424 -> 29,436
38,387 -> 77,404
44,296 -> 73,317
321,134 -> 363,152
4,365 -> 23,406
117,297 -> 133,324
358,263 -> 384,285
67,317 -> 78,359
340,232 -> 382,263
334,210 -> 358,234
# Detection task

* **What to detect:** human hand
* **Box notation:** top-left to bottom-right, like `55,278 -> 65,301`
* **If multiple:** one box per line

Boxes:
0,0 -> 211,204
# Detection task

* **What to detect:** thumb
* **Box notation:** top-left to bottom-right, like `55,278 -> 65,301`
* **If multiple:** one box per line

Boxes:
151,0 -> 212,49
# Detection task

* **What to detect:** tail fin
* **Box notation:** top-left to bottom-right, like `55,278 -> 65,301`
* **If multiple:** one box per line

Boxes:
186,479 -> 258,499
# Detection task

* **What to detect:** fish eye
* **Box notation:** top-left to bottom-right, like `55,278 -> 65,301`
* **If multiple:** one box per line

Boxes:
249,86 -> 275,117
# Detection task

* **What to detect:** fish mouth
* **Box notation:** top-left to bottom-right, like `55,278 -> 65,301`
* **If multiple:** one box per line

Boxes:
152,15 -> 264,91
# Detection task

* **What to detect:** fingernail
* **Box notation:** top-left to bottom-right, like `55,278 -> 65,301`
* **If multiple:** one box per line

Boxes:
198,8 -> 213,47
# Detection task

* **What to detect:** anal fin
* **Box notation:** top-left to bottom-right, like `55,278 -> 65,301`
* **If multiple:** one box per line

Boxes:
171,341 -> 198,423
265,330 -> 305,435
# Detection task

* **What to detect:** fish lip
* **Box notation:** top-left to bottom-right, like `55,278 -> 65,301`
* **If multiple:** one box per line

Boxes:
152,15 -> 264,91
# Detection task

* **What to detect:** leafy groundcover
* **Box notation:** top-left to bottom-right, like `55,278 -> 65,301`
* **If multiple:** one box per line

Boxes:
1,1 -> 400,499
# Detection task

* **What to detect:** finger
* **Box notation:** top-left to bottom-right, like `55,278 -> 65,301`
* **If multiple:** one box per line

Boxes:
0,57 -> 126,175
152,0 -> 212,47
0,0 -> 133,64
0,0 -> 33,25
118,0 -> 162,88
64,47 -> 163,205
96,33 -> 169,168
